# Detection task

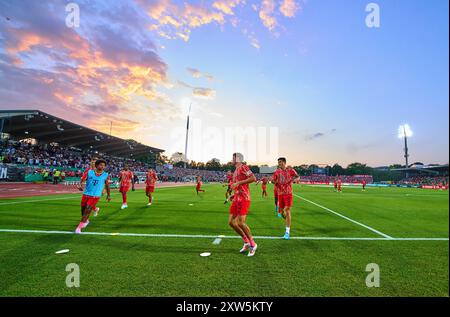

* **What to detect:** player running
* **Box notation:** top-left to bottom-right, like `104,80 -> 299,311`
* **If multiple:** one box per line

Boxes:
337,177 -> 342,193
145,168 -> 158,206
76,159 -> 111,234
333,177 -> 338,192
119,165 -> 135,209
256,176 -> 269,197
82,157 -> 102,216
196,176 -> 205,195
272,157 -> 300,240
228,152 -> 258,257
362,179 -> 366,191
223,171 -> 233,204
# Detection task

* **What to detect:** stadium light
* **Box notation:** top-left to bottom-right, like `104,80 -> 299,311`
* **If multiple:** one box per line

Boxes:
398,124 -> 413,138
182,98 -> 192,169
398,124 -> 413,171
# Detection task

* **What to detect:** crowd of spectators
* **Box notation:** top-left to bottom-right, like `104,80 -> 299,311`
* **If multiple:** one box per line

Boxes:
397,175 -> 449,187
0,140 -> 150,179
156,166 -> 228,182
298,174 -> 373,184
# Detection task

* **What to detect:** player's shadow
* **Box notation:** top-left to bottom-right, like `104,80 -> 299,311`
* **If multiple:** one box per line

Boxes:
94,207 -> 123,223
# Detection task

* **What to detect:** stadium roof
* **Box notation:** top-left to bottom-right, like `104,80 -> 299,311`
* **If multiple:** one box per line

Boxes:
0,110 -> 164,157
391,164 -> 449,175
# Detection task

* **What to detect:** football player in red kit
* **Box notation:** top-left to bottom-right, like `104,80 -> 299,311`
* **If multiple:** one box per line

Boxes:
228,152 -> 258,257
272,158 -> 300,239
196,176 -> 205,194
256,176 -> 269,197
145,168 -> 158,206
119,165 -> 134,209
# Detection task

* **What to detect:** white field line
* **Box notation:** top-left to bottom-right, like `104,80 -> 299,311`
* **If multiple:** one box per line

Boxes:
0,184 -> 192,206
0,229 -> 447,241
293,194 -> 394,239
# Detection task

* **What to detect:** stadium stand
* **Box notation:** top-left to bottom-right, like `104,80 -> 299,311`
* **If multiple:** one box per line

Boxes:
299,174 -> 373,184
396,175 -> 449,188
0,110 -> 163,182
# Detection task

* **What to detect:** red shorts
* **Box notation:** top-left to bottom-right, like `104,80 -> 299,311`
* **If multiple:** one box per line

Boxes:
120,186 -> 130,193
230,200 -> 250,216
278,194 -> 293,210
274,190 -> 278,198
262,184 -> 267,191
146,185 -> 155,194
196,184 -> 201,190
81,195 -> 100,209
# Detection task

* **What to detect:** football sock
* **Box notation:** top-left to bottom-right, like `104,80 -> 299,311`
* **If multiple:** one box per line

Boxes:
122,192 -> 127,204
285,227 -> 290,234
249,238 -> 256,248
242,236 -> 250,244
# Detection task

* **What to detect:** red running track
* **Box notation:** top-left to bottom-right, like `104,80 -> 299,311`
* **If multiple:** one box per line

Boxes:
0,182 -> 194,199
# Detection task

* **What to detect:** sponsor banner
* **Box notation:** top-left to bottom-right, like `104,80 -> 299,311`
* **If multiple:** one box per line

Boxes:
367,183 -> 390,187
0,164 -> 26,182
300,181 -> 330,185
422,185 -> 448,190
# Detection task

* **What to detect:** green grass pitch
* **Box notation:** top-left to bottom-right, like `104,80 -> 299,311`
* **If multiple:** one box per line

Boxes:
0,184 -> 448,296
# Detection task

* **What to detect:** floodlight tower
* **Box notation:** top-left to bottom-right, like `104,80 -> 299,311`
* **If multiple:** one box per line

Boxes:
398,124 -> 413,176
184,102 -> 192,169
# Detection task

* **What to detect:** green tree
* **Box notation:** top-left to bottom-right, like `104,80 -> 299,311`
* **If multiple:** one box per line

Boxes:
330,164 -> 345,176
346,162 -> 371,175
205,159 -> 221,170
248,165 -> 260,174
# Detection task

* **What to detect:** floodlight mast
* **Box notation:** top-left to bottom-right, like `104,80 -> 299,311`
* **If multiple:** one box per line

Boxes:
403,125 -> 409,169
399,124 -> 412,178
184,102 -> 192,169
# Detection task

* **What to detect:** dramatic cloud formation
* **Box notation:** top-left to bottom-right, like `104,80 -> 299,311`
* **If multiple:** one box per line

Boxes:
0,0 -> 181,140
0,0 -> 304,151
139,0 -> 227,42
137,0 -> 303,43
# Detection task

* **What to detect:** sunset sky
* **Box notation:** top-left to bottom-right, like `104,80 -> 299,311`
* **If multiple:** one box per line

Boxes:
0,0 -> 448,166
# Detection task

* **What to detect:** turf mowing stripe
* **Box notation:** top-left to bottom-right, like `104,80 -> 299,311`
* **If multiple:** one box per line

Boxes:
0,229 -> 447,241
293,193 -> 394,239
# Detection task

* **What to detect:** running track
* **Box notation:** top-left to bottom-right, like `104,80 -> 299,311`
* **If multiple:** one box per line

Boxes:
0,182 -> 192,199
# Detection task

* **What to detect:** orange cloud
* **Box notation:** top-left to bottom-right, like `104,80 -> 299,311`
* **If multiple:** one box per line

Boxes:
259,0 -> 277,31
280,0 -> 301,18
213,0 -> 243,15
193,88 -> 216,99
141,0 -> 231,42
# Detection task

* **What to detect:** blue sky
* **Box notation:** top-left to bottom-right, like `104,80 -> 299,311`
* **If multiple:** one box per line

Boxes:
0,0 -> 448,166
